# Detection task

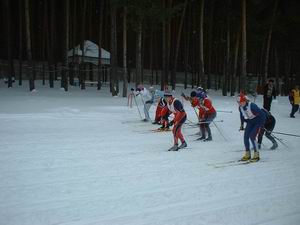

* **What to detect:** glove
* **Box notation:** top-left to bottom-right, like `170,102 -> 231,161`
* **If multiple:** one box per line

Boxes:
145,100 -> 153,104
169,120 -> 174,126
130,88 -> 134,91
239,125 -> 244,131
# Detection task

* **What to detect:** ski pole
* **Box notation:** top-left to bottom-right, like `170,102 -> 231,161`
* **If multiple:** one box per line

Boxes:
213,120 -> 228,141
216,110 -> 233,113
185,120 -> 224,128
271,131 -> 300,138
132,92 -> 143,120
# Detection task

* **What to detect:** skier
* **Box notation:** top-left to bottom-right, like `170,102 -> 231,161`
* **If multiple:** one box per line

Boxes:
289,85 -> 300,118
237,94 -> 266,162
191,91 -> 216,141
152,90 -> 165,125
257,108 -> 278,150
263,79 -> 276,111
136,85 -> 154,122
164,91 -> 187,151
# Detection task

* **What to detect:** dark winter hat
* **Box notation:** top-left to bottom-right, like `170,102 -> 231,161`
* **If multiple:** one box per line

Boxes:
164,91 -> 173,97
190,91 -> 197,97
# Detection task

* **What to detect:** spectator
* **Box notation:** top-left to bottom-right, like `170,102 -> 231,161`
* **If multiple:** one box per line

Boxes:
263,79 -> 276,111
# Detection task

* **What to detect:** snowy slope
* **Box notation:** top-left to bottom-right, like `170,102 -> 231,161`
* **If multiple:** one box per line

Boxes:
0,81 -> 300,225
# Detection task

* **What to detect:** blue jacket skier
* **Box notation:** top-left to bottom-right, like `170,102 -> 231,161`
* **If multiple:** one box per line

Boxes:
238,94 -> 266,161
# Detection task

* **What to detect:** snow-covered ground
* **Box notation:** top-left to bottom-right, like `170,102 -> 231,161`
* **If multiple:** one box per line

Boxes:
1,81 -> 300,225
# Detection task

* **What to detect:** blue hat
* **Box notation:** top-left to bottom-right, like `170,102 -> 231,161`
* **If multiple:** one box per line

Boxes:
197,91 -> 207,99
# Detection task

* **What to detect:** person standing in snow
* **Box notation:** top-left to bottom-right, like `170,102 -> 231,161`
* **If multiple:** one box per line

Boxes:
289,85 -> 300,118
152,90 -> 165,125
164,91 -> 187,151
194,91 -> 216,141
257,108 -> 278,150
238,94 -> 266,162
136,85 -> 154,122
263,79 -> 276,111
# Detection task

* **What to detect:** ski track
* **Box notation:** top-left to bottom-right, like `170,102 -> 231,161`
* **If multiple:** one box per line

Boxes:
1,84 -> 300,225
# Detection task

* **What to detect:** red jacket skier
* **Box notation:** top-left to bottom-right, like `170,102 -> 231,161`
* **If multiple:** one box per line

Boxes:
190,91 -> 216,141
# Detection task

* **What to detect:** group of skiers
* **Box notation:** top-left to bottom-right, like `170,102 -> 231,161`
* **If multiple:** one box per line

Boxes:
131,81 -> 299,161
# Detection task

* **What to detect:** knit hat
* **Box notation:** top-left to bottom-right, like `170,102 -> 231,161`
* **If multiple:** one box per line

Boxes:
197,91 -> 207,99
190,91 -> 197,98
237,94 -> 248,103
164,91 -> 173,97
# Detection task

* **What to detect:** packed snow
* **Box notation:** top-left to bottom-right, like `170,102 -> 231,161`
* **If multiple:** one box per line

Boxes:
0,81 -> 300,225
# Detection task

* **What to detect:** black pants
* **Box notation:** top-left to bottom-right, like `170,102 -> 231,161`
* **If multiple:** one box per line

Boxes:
263,97 -> 272,111
290,104 -> 299,117
257,125 -> 275,145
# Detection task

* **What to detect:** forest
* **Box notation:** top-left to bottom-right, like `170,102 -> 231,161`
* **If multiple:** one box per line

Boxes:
0,0 -> 299,96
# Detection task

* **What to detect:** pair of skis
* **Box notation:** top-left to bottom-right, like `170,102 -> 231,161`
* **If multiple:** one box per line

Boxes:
135,128 -> 172,134
208,159 -> 264,168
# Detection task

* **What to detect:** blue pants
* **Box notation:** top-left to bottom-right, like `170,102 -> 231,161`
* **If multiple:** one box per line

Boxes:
244,121 -> 261,151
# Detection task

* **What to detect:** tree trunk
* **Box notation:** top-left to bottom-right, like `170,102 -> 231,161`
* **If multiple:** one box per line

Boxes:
4,0 -> 14,88
41,0 -> 47,86
110,1 -> 118,96
240,0 -> 247,93
97,0 -> 104,90
135,20 -> 143,87
25,0 -> 34,91
258,36 -> 266,86
199,0 -> 205,88
61,0 -> 69,91
222,0 -> 231,96
80,0 -> 87,90
49,0 -> 55,88
122,7 -> 128,97
231,24 -> 241,96
18,0 -> 23,86
69,0 -> 77,86
207,0 -> 215,89
171,0 -> 188,90
161,0 -> 167,91
274,47 -> 280,95
184,3 -> 192,90
263,0 -> 279,83
149,24 -> 154,85
284,49 -> 291,95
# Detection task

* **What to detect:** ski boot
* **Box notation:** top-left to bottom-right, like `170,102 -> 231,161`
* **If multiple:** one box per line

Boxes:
250,151 -> 260,162
179,141 -> 187,149
168,144 -> 179,151
270,142 -> 278,150
196,136 -> 206,141
241,151 -> 251,161
203,136 -> 212,142
164,125 -> 170,131
158,125 -> 166,131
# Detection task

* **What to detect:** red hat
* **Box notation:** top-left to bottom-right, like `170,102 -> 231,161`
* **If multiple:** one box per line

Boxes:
237,94 -> 248,103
